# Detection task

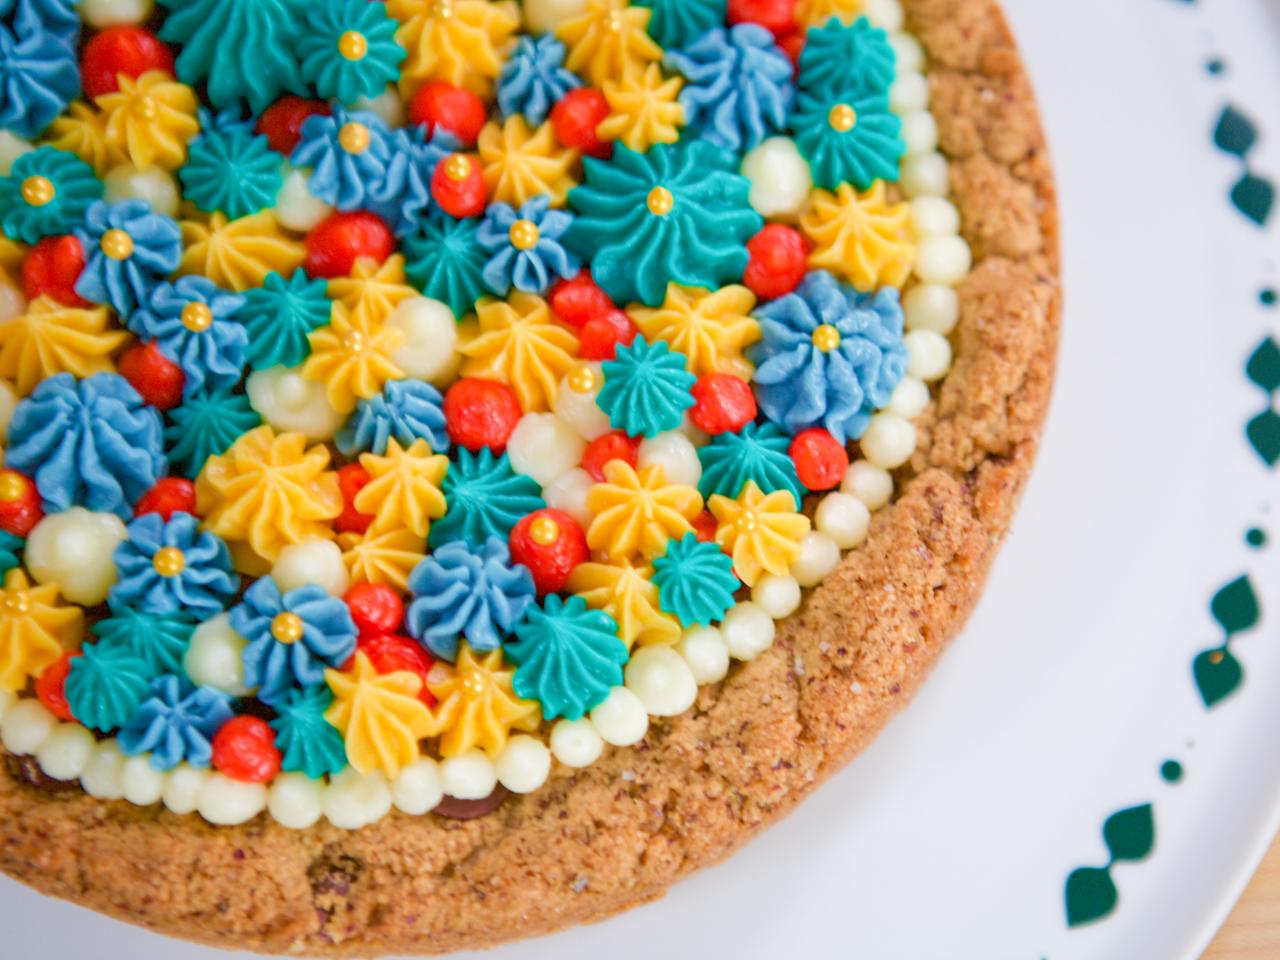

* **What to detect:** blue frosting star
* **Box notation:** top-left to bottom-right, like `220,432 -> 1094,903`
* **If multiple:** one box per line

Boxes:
497,34 -> 580,126
665,24 -> 794,154
406,537 -> 536,663
337,378 -> 449,457
3,0 -> 81,44
291,106 -> 395,213
129,276 -> 248,395
749,270 -> 908,443
6,373 -> 166,519
477,195 -> 581,297
111,512 -> 238,620
118,674 -> 234,771
230,577 -> 358,707
366,125 -> 454,236
0,21 -> 79,138
75,199 -> 183,321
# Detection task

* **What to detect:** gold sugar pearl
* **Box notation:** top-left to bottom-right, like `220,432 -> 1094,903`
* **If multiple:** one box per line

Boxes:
462,673 -> 487,697
567,365 -> 597,394
445,154 -> 473,181
828,103 -> 857,133
271,612 -> 305,644
101,229 -> 134,260
812,324 -> 841,353
433,0 -> 455,18
339,121 -> 371,155
135,96 -> 159,121
509,219 -> 541,251
21,176 -> 54,207
181,301 -> 214,332
0,473 -> 25,502
152,547 -> 187,578
607,9 -> 626,32
3,591 -> 30,614
736,511 -> 759,534
529,516 -> 561,547
647,186 -> 674,216
339,30 -> 368,61
342,329 -> 367,353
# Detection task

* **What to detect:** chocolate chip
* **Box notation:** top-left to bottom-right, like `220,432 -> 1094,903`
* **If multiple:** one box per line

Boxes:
434,786 -> 510,821
4,753 -> 80,794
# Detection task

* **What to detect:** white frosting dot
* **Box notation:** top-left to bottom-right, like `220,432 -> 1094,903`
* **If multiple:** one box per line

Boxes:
198,772 -> 268,826
552,362 -> 611,440
80,740 -> 126,800
0,282 -> 25,325
185,613 -> 253,697
741,137 -> 813,221
910,197 -> 961,238
522,0 -> 590,34
751,573 -> 802,619
1,697 -> 56,755
386,297 -> 460,385
24,507 -> 127,606
791,532 -> 842,588
864,0 -> 904,30
103,164 -> 180,218
860,413 -> 917,470
268,772 -> 326,829
543,468 -> 595,530
349,86 -> 406,128
815,492 -> 871,549
275,165 -> 334,233
588,687 -> 648,747
0,130 -> 33,177
36,723 -> 95,781
323,769 -> 393,829
391,758 -> 444,815
637,432 -> 701,488
80,0 -> 155,27
247,366 -> 346,441
841,461 -> 894,510
507,413 -> 586,487
162,765 -> 209,815
121,754 -> 166,807
889,72 -> 929,113
904,283 -> 960,334
721,601 -> 776,662
0,688 -> 13,724
900,152 -> 950,198
887,376 -> 931,418
0,378 -> 18,442
495,735 -> 552,794
272,539 -> 349,596
676,626 -> 730,685
624,645 -> 697,717
901,110 -> 939,156
905,330 -> 953,382
550,717 -> 603,767
440,750 -> 498,801
889,32 -> 926,75
915,235 -> 973,286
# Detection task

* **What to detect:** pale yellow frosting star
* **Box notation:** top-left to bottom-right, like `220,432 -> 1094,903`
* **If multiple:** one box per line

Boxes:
387,0 -> 520,98
0,295 -> 128,397
424,643 -> 541,759
597,62 -> 684,153
709,480 -> 811,587
339,529 -> 428,594
355,438 -> 449,539
325,651 -> 434,778
477,116 -> 579,209
556,0 -> 663,86
327,255 -> 418,328
196,425 -> 342,567
568,558 -> 681,650
586,461 -> 703,562
801,181 -> 916,292
302,302 -> 405,415
179,211 -> 306,292
458,292 -> 579,412
628,283 -> 760,380
0,569 -> 82,693
795,0 -> 865,26
45,101 -> 127,176
96,69 -> 199,171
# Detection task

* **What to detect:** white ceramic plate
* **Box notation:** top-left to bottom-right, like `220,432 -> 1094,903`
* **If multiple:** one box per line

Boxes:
4,2 -> 1279,957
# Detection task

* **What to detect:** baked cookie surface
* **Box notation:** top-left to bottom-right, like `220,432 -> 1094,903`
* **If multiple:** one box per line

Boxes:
0,0 -> 1058,953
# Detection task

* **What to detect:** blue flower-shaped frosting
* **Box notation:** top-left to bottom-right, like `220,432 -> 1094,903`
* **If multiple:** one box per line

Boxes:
3,0 -> 80,43
269,684 -> 348,779
65,638 -> 155,733
634,0 -> 724,49
111,512 -> 238,620
497,34 -> 580,126
698,421 -> 806,503
291,107 -> 394,212
402,213 -> 488,318
240,270 -> 332,371
92,599 -> 195,676
792,86 -> 903,190
299,0 -> 405,104
6,373 -> 166,519
165,386 -> 262,479
129,276 -> 248,395
665,25 -> 794,154
478,195 -> 581,297
749,271 -> 908,443
0,22 -> 79,138
180,121 -> 284,220
429,448 -> 545,550
0,146 -> 101,244
598,336 -> 697,438
366,125 -> 453,236
230,577 -> 359,706
75,199 -> 183,320
797,16 -> 896,101
118,674 -> 234,771
337,379 -> 449,457
407,537 -> 537,662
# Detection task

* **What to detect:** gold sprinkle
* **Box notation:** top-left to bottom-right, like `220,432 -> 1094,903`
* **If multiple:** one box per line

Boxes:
812,324 -> 841,353
0,473 -> 25,502
567,365 -> 597,394
272,612 -> 305,644
828,103 -> 857,133
339,30 -> 368,61
135,96 -> 159,121
152,547 -> 187,578
181,302 -> 214,333
647,186 -> 674,216
20,176 -> 54,207
445,154 -> 472,181
101,229 -> 134,260
529,516 -> 561,547
509,219 -> 541,251
339,121 -> 371,155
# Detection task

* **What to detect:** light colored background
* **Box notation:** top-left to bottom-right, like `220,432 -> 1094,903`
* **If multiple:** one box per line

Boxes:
2,2 -> 1279,958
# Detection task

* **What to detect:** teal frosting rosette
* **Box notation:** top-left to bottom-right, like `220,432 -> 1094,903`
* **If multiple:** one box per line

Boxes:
240,270 -> 333,371
165,386 -> 262,479
180,118 -> 284,220
634,0 -> 726,49
0,531 -> 21,574
65,639 -> 155,733
429,448 -> 545,549
652,532 -> 739,627
797,16 -> 896,101
697,421 -> 807,503
792,86 -> 904,191
402,213 -> 489,318
270,685 -> 348,780
597,336 -> 697,438
91,600 -> 195,676
299,0 -> 405,104
0,146 -> 101,244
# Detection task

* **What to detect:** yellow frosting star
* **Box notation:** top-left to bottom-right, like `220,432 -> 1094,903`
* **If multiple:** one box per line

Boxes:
586,461 -> 703,562
355,438 -> 449,539
179,211 -> 306,293
709,480 -> 811,587
568,557 -> 681,650
597,62 -> 684,153
387,0 -> 520,98
45,101 -> 127,176
477,116 -> 579,209
96,69 -> 200,171
0,295 -> 128,397
800,181 -> 916,293
196,425 -> 342,567
301,302 -> 405,415
556,0 -> 663,86
795,0 -> 865,26
458,292 -> 579,412
327,255 -> 418,328
0,569 -> 82,693
339,528 -> 427,594
424,643 -> 540,759
325,651 -> 433,778
628,284 -> 761,380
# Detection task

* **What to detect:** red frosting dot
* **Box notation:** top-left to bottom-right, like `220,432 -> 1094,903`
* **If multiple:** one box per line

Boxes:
352,633 -> 436,706
304,211 -> 395,279
35,652 -> 77,722
409,82 -> 487,146
444,378 -> 522,453
509,508 -> 588,595
345,583 -> 404,637
334,463 -> 375,535
211,716 -> 283,784
692,510 -> 719,543
256,96 -> 332,156
117,340 -> 185,411
551,88 -> 613,159
578,309 -> 638,361
581,430 -> 640,482
690,373 -> 757,435
790,427 -> 849,491
22,235 -> 89,307
549,269 -> 614,329
430,153 -> 488,218
0,469 -> 42,537
727,0 -> 799,40
134,478 -> 197,521
80,25 -> 175,100
744,224 -> 809,301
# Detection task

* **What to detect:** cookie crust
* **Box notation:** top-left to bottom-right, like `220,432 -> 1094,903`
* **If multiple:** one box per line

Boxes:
0,0 -> 1061,953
